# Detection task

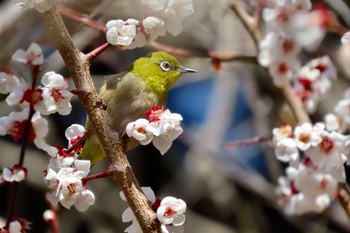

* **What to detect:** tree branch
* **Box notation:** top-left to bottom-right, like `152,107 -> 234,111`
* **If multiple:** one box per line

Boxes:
42,6 -> 161,233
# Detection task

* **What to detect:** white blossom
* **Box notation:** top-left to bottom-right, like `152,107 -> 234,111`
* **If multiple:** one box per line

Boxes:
142,16 -> 166,40
106,19 -> 138,47
9,220 -> 22,233
126,119 -> 154,145
141,0 -> 194,36
126,107 -> 183,155
274,138 -> 299,165
157,197 -> 186,226
65,124 -> 85,149
0,70 -> 20,94
45,160 -> 94,211
0,108 -> 54,154
40,71 -> 73,115
341,31 -> 350,45
276,165 -> 338,215
272,125 -> 293,144
12,0 -> 54,13
11,42 -> 44,65
3,165 -> 27,182
324,113 -> 340,132
294,123 -> 322,150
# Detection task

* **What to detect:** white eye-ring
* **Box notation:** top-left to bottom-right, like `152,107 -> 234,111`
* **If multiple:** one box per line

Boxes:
160,61 -> 171,71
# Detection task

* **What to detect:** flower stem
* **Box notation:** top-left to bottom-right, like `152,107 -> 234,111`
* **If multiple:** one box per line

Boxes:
6,65 -> 39,226
82,170 -> 113,185
224,136 -> 272,148
86,42 -> 111,61
56,4 -> 106,32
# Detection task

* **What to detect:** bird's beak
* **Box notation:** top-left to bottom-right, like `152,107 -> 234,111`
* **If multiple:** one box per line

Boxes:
177,67 -> 196,73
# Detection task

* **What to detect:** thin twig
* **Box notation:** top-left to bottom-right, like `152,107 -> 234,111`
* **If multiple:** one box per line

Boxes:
224,136 -> 272,148
230,0 -> 261,49
338,184 -> 350,219
86,42 -> 111,61
148,41 -> 258,64
56,4 -> 106,32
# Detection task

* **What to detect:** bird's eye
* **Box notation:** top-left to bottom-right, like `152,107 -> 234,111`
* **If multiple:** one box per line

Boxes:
160,61 -> 171,72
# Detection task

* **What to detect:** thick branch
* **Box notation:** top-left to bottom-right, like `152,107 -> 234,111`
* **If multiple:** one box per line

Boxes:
42,7 -> 160,233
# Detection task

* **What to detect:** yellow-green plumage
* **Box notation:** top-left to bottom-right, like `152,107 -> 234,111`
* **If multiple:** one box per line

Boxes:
79,52 -> 195,165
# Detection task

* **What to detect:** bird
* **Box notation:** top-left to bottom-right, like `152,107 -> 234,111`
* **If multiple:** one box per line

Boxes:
79,51 -> 196,165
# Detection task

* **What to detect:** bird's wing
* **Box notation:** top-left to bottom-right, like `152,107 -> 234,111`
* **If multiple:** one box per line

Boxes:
103,71 -> 128,90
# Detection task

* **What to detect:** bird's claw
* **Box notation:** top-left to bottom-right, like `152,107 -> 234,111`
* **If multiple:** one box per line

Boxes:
95,98 -> 107,110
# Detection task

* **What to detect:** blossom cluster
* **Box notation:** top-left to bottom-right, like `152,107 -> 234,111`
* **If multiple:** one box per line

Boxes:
0,43 -> 73,157
0,43 -> 94,213
43,124 -> 95,212
273,123 -> 349,215
259,0 -> 336,113
106,0 -> 194,48
120,187 -> 186,233
126,106 -> 183,155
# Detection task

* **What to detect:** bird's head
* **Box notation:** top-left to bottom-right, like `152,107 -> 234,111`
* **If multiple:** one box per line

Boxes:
129,51 -> 195,98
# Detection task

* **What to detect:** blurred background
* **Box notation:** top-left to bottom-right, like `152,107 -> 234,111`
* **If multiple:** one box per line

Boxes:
1,0 -> 350,232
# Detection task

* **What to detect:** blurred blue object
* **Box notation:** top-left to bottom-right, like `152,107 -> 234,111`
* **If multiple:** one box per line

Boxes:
167,76 -> 269,178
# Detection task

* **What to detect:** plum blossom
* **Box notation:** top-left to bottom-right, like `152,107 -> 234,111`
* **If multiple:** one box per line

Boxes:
48,124 -> 85,172
120,187 -> 186,233
274,138 -> 299,165
5,72 -> 73,116
273,121 -> 350,215
157,197 -> 186,226
126,119 -> 154,145
45,160 -> 94,212
11,42 -> 44,65
65,124 -> 85,150
295,56 -> 337,113
258,33 -> 300,67
259,0 -> 331,91
106,19 -> 138,47
12,0 -> 54,13
272,125 -> 293,143
341,31 -> 350,45
0,69 -> 20,94
2,165 -> 27,182
294,123 -> 322,150
126,106 -> 183,155
141,0 -> 194,36
277,165 -> 338,215
150,109 -> 183,155
106,0 -> 193,49
268,58 -> 298,87
1,217 -> 30,233
258,32 -> 300,87
0,107 -> 55,155
6,79 -> 42,107
8,220 -> 22,233
142,16 -> 166,40
324,113 -> 340,132
306,130 -> 348,182
39,72 -> 73,115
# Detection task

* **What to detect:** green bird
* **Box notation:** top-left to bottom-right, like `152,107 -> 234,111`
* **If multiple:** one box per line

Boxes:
79,51 -> 195,165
